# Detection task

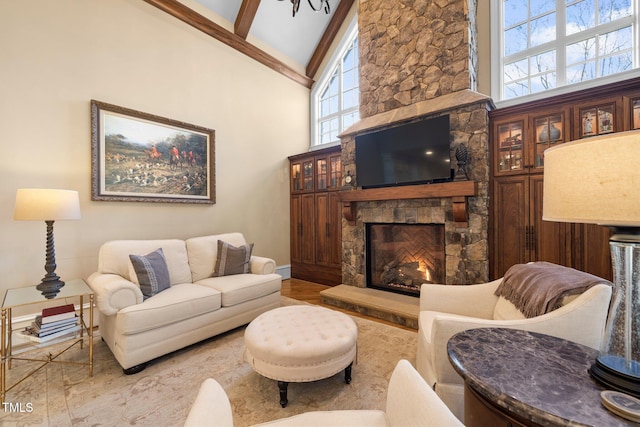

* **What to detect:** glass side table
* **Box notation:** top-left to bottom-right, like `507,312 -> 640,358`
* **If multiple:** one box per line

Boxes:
1,279 -> 94,403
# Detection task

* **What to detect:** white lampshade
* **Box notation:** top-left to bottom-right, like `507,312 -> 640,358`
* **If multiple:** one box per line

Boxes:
543,129 -> 640,227
14,188 -> 81,221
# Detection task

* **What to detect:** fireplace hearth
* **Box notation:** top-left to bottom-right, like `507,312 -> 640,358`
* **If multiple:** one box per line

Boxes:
366,223 -> 445,296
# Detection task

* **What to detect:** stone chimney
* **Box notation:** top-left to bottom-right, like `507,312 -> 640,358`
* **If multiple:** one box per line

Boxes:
339,0 -> 491,288
358,0 -> 478,117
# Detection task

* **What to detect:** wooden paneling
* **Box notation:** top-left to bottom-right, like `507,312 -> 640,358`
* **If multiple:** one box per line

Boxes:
315,192 -> 342,267
315,193 -> 330,266
290,194 -> 302,263
327,192 -> 342,267
301,193 -> 316,264
492,175 -> 528,278
530,174 -> 569,267
575,224 -> 613,280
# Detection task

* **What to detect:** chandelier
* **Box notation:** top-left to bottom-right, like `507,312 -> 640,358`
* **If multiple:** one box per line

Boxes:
278,0 -> 331,17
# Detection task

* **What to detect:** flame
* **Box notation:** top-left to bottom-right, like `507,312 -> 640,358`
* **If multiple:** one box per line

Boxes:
416,260 -> 432,282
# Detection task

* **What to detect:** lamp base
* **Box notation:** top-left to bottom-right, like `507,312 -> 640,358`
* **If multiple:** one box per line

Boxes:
590,355 -> 640,398
36,277 -> 65,299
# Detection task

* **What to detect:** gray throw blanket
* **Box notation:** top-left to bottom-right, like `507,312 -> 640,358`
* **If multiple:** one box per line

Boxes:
494,262 -> 611,318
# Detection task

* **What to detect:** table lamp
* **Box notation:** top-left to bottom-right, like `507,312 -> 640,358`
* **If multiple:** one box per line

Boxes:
14,188 -> 81,299
543,129 -> 640,396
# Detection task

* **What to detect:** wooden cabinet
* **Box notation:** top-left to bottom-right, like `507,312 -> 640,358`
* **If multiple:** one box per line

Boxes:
489,77 -> 640,280
573,96 -> 623,139
492,175 -> 570,277
290,193 -> 315,264
491,108 -> 574,278
289,146 -> 342,285
623,90 -> 640,129
494,116 -> 526,174
493,108 -> 570,177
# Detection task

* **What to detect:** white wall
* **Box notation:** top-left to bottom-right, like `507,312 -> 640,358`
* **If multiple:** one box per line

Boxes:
0,0 -> 309,300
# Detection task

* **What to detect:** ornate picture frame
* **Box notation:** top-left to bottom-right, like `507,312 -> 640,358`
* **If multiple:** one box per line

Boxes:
91,100 -> 215,204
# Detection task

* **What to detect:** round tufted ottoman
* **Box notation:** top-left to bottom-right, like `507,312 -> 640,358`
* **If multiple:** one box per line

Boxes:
244,305 -> 358,407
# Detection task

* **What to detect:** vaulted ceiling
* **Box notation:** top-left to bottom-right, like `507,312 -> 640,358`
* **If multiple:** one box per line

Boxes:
142,0 -> 354,88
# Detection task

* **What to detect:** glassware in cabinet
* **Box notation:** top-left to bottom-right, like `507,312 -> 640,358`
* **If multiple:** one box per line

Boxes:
316,158 -> 327,190
291,163 -> 301,192
497,121 -> 524,172
533,113 -> 564,169
578,104 -> 615,138
303,160 -> 314,191
632,98 -> 640,129
329,155 -> 341,189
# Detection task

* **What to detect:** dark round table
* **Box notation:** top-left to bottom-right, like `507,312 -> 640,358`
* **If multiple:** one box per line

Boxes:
447,327 -> 635,426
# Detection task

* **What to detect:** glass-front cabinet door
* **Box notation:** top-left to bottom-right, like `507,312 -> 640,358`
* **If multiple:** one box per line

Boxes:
532,111 -> 567,170
316,152 -> 342,191
291,148 -> 341,193
302,160 -> 314,191
629,96 -> 640,129
291,162 -> 302,192
316,158 -> 328,190
573,98 -> 622,139
328,153 -> 342,189
290,160 -> 314,192
495,118 -> 525,175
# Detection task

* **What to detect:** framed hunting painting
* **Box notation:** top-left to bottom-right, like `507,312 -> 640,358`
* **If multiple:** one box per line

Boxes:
91,100 -> 215,204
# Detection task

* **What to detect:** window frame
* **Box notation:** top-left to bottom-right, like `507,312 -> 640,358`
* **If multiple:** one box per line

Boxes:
491,0 -> 640,108
310,16 -> 359,149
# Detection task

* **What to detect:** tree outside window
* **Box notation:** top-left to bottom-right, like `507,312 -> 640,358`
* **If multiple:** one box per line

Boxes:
495,0 -> 637,102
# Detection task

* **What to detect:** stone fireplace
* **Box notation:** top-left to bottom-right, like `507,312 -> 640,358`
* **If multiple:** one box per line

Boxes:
338,0 -> 492,292
366,223 -> 445,296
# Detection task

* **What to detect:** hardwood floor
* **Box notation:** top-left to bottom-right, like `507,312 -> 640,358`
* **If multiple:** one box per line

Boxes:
282,278 -> 416,332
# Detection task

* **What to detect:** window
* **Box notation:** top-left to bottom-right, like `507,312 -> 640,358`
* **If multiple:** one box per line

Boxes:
492,0 -> 639,103
311,18 -> 359,147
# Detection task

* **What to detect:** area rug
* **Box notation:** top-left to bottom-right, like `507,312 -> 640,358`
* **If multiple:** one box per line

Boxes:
4,297 -> 418,426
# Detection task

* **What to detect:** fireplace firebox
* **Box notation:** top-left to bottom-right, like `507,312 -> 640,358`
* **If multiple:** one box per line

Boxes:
365,223 -> 445,296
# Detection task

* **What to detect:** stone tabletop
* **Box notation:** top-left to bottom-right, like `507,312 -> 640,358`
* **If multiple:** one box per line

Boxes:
447,328 -> 634,427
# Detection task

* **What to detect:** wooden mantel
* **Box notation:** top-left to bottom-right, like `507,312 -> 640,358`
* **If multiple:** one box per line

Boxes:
339,181 -> 477,224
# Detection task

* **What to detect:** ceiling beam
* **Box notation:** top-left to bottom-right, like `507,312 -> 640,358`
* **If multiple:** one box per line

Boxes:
235,0 -> 261,39
306,0 -> 354,79
142,0 -> 313,88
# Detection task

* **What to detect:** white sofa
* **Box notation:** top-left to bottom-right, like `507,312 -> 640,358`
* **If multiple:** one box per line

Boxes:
184,359 -> 464,427
417,267 -> 612,421
87,232 -> 282,374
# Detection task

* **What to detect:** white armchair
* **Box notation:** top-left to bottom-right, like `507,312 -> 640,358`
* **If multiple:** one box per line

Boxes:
417,269 -> 612,422
184,359 -> 463,427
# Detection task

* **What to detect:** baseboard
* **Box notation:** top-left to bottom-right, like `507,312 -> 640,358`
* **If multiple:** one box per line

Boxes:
276,264 -> 291,280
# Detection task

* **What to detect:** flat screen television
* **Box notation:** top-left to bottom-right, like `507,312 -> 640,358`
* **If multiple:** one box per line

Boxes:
355,115 -> 451,189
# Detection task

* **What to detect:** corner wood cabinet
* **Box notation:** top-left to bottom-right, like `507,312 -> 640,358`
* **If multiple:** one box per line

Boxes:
490,76 -> 640,281
289,145 -> 342,286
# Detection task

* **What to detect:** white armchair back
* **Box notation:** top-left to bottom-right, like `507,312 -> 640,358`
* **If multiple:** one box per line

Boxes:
416,268 -> 612,421
185,359 -> 463,427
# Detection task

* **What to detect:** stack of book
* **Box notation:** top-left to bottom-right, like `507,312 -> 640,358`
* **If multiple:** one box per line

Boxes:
21,304 -> 80,343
